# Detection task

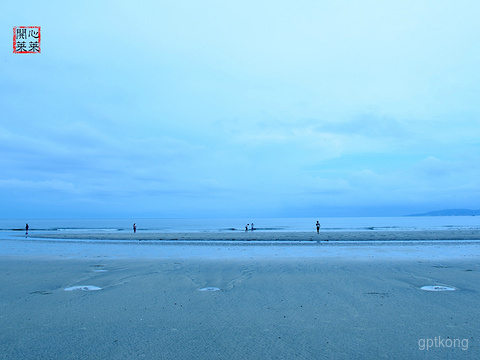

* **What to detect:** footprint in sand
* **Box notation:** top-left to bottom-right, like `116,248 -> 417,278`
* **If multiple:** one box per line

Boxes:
30,290 -> 52,295
189,267 -> 253,292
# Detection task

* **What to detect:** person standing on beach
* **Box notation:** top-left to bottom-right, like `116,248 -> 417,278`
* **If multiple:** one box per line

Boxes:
251,223 -> 254,231
316,221 -> 320,234
245,224 -> 249,232
133,223 -> 137,233
25,223 -> 29,235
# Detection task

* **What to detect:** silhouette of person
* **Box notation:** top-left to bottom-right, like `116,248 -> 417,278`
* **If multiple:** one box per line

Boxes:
25,223 -> 29,235
316,221 -> 320,234
245,224 -> 249,232
133,223 -> 137,233
251,223 -> 254,231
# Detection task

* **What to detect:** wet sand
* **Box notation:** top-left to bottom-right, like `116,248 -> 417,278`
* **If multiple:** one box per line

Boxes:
1,232 -> 479,359
27,229 -> 480,242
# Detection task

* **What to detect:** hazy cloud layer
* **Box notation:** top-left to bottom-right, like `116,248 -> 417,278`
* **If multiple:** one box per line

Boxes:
2,0 -> 480,218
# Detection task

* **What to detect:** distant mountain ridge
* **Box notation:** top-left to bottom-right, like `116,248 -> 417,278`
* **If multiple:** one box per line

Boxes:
407,209 -> 480,216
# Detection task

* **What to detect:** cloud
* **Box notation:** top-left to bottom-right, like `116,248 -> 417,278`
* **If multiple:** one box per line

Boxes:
0,178 -> 76,192
2,1 -> 480,217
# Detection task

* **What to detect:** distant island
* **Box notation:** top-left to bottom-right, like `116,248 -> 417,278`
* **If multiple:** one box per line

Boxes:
407,209 -> 480,216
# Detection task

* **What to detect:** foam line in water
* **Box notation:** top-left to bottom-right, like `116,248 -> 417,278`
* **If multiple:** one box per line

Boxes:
421,285 -> 456,291
198,287 -> 221,292
64,285 -> 102,291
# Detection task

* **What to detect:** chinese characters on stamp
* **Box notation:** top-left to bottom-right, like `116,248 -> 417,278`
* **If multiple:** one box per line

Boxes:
13,26 -> 41,53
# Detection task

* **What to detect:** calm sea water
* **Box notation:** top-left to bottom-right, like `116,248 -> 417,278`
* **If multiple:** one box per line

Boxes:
1,216 -> 480,234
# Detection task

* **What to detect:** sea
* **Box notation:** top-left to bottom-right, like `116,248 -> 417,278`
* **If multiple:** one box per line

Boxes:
1,216 -> 480,235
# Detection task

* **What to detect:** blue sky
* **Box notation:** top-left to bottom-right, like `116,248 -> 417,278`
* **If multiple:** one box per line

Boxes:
1,0 -> 480,218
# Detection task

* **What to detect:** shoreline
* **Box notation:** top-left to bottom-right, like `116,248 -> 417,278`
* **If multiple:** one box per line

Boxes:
22,229 -> 480,242
2,233 -> 480,262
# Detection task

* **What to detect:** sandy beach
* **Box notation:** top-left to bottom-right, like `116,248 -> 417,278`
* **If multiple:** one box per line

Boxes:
26,229 -> 480,242
1,231 -> 479,359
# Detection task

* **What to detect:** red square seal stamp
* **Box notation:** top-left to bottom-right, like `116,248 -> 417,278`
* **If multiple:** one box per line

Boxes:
13,26 -> 41,53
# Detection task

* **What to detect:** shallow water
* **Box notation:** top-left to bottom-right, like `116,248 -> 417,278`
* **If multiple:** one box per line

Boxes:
1,216 -> 480,234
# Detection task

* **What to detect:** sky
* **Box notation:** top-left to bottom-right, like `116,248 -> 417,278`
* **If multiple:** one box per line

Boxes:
1,0 -> 480,219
